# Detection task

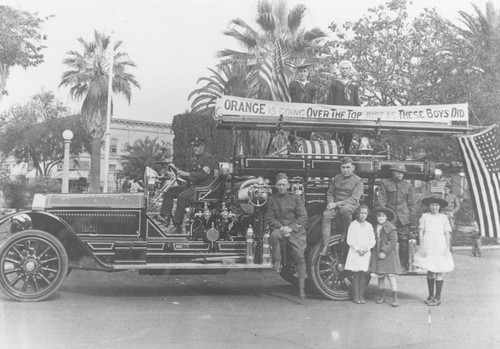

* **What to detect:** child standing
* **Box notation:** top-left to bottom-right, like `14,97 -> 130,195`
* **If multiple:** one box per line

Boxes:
415,197 -> 454,306
345,205 -> 375,304
369,207 -> 401,307
471,220 -> 482,257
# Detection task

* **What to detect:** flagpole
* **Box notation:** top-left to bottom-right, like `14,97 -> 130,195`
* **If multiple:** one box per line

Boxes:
103,32 -> 114,193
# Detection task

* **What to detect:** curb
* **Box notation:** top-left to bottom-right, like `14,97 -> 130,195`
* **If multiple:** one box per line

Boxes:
452,245 -> 500,250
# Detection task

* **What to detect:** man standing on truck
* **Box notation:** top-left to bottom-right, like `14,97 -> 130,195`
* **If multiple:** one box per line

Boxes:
266,173 -> 308,299
289,62 -> 317,140
326,60 -> 360,153
378,164 -> 417,272
321,157 -> 364,256
160,137 -> 216,234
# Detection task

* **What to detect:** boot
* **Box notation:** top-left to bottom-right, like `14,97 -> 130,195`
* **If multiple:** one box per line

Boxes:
359,272 -> 367,304
351,273 -> 360,304
391,291 -> 399,307
426,278 -> 435,304
320,238 -> 330,256
298,278 -> 306,299
376,288 -> 385,304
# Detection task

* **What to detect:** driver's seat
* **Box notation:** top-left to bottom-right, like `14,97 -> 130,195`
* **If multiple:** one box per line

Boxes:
193,174 -> 228,203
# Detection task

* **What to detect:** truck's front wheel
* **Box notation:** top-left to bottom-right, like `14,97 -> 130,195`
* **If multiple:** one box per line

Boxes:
308,235 -> 350,300
0,230 -> 68,302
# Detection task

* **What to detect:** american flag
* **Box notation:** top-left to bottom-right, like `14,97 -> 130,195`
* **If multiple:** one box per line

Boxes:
259,41 -> 291,102
457,124 -> 500,238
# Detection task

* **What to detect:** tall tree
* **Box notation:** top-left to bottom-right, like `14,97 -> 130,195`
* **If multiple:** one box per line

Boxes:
60,30 -> 140,192
189,61 -> 249,115
323,0 -> 490,162
218,0 -> 326,100
0,91 -> 88,177
0,6 -> 50,100
215,0 -> 326,156
458,1 -> 500,125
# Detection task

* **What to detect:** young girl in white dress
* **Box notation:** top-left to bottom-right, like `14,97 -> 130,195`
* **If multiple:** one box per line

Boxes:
415,197 -> 454,306
345,205 -> 375,304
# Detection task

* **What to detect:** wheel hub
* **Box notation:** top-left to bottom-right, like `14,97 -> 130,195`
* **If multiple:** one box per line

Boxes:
23,259 -> 39,274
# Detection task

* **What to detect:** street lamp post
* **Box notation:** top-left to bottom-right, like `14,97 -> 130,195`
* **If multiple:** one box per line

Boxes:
62,130 -> 74,194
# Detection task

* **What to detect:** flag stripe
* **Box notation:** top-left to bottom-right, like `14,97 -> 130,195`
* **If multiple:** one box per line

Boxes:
259,41 -> 291,102
457,125 -> 500,238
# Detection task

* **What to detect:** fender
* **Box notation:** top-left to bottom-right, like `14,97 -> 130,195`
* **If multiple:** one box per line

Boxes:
0,210 -> 112,271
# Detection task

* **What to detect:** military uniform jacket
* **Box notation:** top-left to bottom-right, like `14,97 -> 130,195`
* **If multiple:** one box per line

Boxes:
326,173 -> 364,208
188,151 -> 217,186
266,192 -> 308,236
289,80 -> 317,103
327,79 -> 360,106
379,178 -> 416,227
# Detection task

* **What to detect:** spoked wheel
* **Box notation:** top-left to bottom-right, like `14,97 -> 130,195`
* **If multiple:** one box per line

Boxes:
308,234 -> 350,300
0,230 -> 68,302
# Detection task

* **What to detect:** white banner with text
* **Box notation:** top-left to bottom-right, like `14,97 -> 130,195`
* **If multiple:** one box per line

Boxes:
215,96 -> 469,124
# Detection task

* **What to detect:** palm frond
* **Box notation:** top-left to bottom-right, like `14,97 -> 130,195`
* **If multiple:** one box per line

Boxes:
287,3 -> 306,34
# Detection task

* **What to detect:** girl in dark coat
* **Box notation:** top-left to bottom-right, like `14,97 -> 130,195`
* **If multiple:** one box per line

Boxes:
370,207 -> 402,307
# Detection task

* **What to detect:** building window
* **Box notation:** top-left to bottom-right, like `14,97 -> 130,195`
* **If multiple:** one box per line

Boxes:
109,164 -> 116,173
110,139 -> 118,154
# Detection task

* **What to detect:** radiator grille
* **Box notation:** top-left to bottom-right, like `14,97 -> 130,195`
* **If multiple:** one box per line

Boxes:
53,211 -> 140,236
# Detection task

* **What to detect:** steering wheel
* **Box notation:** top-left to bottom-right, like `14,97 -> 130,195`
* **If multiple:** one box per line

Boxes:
167,164 -> 188,184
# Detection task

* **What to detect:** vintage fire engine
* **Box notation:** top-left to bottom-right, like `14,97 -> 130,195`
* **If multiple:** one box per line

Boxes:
0,97 -> 472,301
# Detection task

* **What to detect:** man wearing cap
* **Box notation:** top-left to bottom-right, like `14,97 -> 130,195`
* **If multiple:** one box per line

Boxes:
266,173 -> 308,299
289,63 -> 317,104
321,157 -> 364,256
379,163 -> 417,272
326,60 -> 360,153
289,62 -> 317,140
160,137 -> 216,233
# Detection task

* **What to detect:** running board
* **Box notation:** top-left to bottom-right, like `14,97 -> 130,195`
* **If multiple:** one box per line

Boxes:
112,263 -> 273,270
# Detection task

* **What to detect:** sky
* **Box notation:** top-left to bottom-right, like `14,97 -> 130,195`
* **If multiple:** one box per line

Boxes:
0,0 -> 494,124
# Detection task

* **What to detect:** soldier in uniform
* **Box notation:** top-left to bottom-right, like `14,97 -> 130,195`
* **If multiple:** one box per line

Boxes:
160,137 -> 216,234
321,157 -> 364,256
378,164 -> 417,272
266,173 -> 308,299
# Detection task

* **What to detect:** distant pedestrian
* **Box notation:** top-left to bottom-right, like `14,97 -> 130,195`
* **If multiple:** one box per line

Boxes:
369,207 -> 401,307
441,183 -> 460,229
345,205 -> 375,304
415,197 -> 454,306
121,176 -> 131,192
471,220 -> 482,257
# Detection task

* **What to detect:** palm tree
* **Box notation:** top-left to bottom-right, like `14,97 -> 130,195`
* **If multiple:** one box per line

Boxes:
60,30 -> 139,192
217,0 -> 326,155
218,0 -> 326,101
458,1 -> 500,71
188,61 -> 248,115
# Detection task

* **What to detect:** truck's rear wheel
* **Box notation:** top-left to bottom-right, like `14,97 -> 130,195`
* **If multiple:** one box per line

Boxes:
0,230 -> 68,302
308,235 -> 350,300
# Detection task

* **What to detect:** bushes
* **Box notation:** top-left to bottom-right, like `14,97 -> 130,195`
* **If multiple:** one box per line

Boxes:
454,198 -> 476,226
2,177 -> 61,209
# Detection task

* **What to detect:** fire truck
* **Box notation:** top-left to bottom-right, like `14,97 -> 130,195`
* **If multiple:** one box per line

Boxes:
0,96 -> 474,301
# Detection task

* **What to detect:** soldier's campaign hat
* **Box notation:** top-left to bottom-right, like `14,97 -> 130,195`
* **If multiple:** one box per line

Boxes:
190,137 -> 205,146
390,163 -> 407,173
341,157 -> 354,165
372,206 -> 395,221
276,173 -> 289,182
422,196 -> 448,208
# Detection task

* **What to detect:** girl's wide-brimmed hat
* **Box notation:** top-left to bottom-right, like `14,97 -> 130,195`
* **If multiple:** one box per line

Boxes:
372,206 -> 395,221
422,196 -> 448,208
